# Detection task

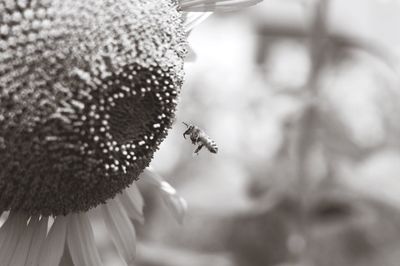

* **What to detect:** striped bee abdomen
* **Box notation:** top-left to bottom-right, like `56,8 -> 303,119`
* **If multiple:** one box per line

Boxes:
199,134 -> 218,153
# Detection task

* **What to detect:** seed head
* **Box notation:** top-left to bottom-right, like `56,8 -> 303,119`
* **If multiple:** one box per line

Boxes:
0,0 -> 187,215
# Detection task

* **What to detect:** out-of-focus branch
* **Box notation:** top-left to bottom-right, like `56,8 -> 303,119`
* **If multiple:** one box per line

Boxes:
286,0 -> 330,262
307,0 -> 329,93
293,0 -> 330,190
256,11 -> 399,73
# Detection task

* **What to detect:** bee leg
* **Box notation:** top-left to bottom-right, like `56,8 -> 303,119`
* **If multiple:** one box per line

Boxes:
193,144 -> 204,155
183,128 -> 191,139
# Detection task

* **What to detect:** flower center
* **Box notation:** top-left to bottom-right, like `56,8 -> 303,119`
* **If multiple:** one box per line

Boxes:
0,0 -> 187,215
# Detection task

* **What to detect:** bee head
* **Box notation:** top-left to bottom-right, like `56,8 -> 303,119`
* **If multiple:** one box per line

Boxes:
182,122 -> 196,134
182,122 -> 192,129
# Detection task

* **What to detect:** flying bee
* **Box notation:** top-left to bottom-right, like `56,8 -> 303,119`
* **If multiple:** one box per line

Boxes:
183,122 -> 218,155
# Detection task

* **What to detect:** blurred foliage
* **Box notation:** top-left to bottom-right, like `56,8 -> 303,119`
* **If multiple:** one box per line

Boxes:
95,0 -> 400,265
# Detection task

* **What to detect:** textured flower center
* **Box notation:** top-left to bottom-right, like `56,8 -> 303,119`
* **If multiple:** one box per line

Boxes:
0,0 -> 187,215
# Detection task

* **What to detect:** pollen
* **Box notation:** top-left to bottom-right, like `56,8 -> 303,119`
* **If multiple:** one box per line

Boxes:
0,0 -> 187,216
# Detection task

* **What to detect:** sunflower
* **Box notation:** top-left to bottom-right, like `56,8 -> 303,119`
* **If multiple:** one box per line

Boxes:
0,0 -> 261,265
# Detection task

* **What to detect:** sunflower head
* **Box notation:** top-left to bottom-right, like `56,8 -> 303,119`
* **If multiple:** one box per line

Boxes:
0,1 -> 264,265
0,0 -> 187,216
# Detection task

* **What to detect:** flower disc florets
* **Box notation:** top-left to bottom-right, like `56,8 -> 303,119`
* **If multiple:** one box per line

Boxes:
0,0 -> 187,215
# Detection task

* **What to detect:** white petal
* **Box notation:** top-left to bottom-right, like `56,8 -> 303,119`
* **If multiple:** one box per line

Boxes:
118,184 -> 145,224
179,0 -> 262,12
140,169 -> 188,224
141,169 -> 179,195
24,216 -> 48,266
184,12 -> 212,32
0,212 -> 17,248
160,192 -> 188,225
67,213 -> 103,266
102,199 -> 136,265
140,168 -> 162,187
38,215 -> 68,266
9,216 -> 40,266
160,180 -> 179,195
0,212 -> 29,265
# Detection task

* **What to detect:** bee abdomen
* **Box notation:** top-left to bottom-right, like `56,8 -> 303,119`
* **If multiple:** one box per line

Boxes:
203,137 -> 218,153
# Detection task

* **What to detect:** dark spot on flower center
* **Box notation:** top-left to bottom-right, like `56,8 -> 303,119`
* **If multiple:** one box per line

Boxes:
106,66 -> 176,145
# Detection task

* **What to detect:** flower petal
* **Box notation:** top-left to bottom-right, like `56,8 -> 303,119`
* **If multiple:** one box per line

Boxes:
118,184 -> 145,224
141,168 -> 164,187
184,12 -> 212,32
9,216 -> 40,266
102,199 -> 137,265
160,191 -> 188,225
24,216 -> 49,266
38,215 -> 68,266
0,212 -> 29,265
141,169 -> 188,224
179,0 -> 262,12
67,213 -> 103,266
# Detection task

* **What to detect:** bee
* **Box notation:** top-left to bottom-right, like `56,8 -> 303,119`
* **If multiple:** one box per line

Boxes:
183,122 -> 218,155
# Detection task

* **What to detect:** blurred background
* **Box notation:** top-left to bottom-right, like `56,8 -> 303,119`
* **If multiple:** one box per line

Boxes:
96,0 -> 400,265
